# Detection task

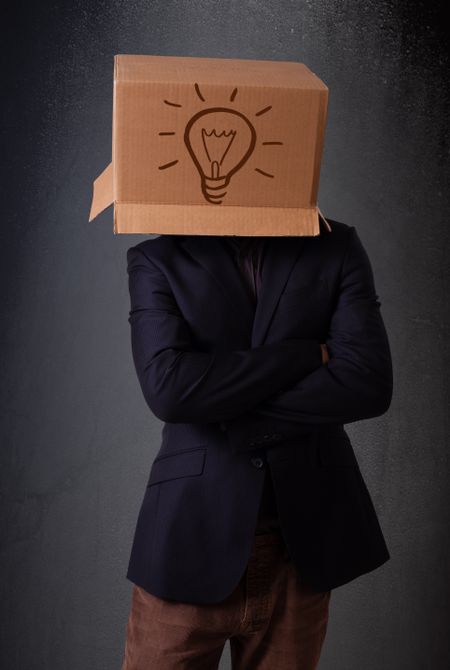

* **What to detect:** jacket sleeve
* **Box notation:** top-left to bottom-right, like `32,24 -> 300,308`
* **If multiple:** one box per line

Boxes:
126,245 -> 324,424
222,226 -> 394,452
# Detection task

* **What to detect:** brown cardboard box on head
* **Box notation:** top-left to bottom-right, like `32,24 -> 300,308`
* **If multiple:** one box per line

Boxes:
89,54 -> 331,236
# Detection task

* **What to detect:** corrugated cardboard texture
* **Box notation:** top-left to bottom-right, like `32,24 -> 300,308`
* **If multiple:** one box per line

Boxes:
90,54 -> 329,236
88,162 -> 113,223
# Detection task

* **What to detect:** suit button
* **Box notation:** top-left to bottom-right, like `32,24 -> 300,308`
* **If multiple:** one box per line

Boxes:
251,457 -> 264,469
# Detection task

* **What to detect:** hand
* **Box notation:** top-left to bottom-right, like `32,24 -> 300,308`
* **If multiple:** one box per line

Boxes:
320,343 -> 330,364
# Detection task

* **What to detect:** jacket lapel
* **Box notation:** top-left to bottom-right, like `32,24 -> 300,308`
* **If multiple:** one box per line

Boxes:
180,235 -> 309,346
180,235 -> 255,341
251,236 -> 309,347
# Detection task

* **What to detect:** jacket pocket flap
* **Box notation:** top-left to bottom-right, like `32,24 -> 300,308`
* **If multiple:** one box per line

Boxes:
147,447 -> 207,486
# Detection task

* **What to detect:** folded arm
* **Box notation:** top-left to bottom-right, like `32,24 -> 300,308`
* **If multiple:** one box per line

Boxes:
126,245 -> 324,424
222,226 -> 394,452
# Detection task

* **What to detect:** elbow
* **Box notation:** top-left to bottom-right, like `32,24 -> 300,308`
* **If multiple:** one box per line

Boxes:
137,370 -> 180,422
136,353 -> 187,422
363,370 -> 393,419
359,346 -> 394,418
375,355 -> 394,415
142,387 -> 182,423
142,383 -> 193,423
372,382 -> 393,416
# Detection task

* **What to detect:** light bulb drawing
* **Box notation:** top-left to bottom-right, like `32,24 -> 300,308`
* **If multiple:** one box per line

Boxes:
158,83 -> 284,205
184,108 -> 256,204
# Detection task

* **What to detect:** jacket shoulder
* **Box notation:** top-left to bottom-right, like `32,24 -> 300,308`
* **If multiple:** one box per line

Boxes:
127,235 -> 184,265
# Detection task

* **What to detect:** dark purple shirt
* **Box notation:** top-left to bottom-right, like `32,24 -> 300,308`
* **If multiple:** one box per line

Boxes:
223,236 -> 280,534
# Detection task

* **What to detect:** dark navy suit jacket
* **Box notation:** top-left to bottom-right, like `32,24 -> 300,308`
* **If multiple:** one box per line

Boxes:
125,218 -> 393,603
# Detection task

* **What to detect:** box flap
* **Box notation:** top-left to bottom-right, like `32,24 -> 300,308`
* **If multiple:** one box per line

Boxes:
89,162 -> 113,222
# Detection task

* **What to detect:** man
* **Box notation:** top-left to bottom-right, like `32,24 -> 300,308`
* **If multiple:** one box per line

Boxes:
121,216 -> 393,669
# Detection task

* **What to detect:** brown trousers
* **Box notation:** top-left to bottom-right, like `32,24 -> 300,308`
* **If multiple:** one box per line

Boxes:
121,530 -> 331,669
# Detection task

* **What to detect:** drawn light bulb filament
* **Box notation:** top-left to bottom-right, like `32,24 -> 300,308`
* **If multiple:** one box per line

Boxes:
201,128 -> 237,180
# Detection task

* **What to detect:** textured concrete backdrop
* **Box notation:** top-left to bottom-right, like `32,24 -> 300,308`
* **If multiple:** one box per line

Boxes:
1,1 -> 449,668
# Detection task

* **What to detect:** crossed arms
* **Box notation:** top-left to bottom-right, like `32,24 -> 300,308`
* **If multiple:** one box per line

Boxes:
126,227 -> 393,451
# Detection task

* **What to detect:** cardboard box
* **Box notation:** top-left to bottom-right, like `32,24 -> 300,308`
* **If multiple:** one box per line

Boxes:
89,54 -> 330,236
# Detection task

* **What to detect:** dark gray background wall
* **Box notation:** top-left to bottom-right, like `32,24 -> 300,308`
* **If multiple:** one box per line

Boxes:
2,1 -> 449,668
